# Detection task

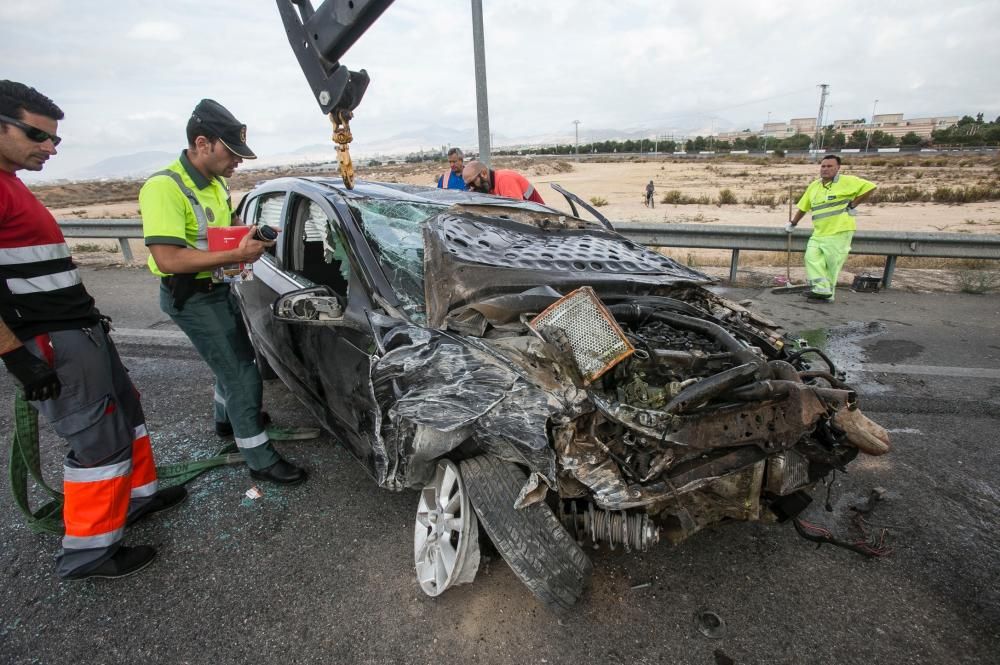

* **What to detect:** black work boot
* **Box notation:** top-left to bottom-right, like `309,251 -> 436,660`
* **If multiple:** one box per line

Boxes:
127,485 -> 188,526
250,458 -> 308,485
62,545 -> 157,581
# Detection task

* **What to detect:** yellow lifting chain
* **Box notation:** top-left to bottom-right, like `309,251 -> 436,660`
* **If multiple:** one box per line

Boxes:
330,109 -> 356,189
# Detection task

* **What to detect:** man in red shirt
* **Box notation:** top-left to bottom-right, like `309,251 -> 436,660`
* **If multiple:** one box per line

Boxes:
462,160 -> 545,204
0,80 -> 184,580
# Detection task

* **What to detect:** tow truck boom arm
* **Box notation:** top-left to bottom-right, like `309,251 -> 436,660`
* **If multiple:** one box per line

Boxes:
277,0 -> 394,116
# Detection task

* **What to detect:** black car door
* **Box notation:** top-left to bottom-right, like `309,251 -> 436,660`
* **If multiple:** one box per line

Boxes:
235,187 -> 316,398
272,192 -> 386,476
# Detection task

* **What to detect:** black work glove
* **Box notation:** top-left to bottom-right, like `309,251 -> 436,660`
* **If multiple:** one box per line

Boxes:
1,346 -> 62,401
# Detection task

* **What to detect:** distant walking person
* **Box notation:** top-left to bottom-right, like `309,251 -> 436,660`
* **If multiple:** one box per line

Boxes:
461,160 -> 545,204
786,155 -> 876,301
436,148 -> 465,190
644,180 -> 655,208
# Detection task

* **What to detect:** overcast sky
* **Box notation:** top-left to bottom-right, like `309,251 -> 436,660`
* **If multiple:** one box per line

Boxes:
3,0 -> 999,181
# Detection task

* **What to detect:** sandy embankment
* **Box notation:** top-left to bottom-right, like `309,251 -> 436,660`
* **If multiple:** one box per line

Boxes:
43,156 -> 1000,293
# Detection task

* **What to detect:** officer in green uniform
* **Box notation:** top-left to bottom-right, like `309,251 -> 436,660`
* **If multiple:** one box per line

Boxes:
787,155 -> 877,301
139,99 -> 306,484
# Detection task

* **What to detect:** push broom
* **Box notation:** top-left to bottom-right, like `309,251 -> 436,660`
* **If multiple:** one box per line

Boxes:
772,185 -> 810,294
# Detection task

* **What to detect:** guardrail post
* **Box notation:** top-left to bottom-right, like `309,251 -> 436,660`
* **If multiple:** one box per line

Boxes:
729,249 -> 740,283
118,238 -> 134,262
882,255 -> 897,288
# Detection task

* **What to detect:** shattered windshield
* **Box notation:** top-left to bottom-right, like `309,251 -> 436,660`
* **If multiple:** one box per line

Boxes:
349,199 -> 447,322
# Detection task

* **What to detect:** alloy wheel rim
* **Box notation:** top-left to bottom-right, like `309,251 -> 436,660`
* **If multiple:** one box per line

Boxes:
414,459 -> 476,596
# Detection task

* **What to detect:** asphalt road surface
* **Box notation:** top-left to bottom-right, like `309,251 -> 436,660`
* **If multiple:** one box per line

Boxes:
1,266 -> 998,665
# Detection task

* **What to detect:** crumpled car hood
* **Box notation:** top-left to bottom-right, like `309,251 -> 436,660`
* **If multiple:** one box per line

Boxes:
422,212 -> 712,328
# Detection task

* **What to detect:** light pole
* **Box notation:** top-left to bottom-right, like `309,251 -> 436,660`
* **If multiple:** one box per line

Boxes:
864,99 -> 879,153
470,0 -> 491,166
573,119 -> 580,156
818,105 -> 832,150
763,111 -> 771,153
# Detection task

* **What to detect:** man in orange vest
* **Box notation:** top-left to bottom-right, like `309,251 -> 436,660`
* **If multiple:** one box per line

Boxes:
0,80 -> 185,580
436,147 -> 465,189
462,160 -> 545,204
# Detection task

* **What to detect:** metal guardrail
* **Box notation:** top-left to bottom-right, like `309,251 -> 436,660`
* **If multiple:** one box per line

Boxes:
615,223 -> 1000,287
58,219 -> 144,262
59,218 -> 1000,288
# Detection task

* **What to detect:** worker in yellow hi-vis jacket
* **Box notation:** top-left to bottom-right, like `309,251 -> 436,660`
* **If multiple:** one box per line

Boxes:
787,155 -> 877,301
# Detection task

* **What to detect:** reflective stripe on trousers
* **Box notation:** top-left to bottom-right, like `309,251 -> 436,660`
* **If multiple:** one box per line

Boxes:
62,458 -> 131,549
130,425 -> 159,499
22,327 -> 157,577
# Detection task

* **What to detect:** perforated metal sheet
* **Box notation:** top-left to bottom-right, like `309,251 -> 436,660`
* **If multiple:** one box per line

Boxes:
435,215 -> 708,278
529,287 -> 634,384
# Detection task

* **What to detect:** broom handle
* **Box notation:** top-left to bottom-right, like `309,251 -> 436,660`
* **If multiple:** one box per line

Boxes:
786,185 -> 793,282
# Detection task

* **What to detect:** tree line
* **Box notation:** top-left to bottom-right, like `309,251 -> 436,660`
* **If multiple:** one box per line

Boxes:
492,114 -> 1000,156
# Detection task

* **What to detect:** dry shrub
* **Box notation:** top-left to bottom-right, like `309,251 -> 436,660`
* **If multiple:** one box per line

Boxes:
716,189 -> 738,205
589,196 -> 608,207
745,192 -> 777,208
662,190 -> 693,204
956,270 -> 1000,294
869,186 -> 928,204
932,184 -> 1000,203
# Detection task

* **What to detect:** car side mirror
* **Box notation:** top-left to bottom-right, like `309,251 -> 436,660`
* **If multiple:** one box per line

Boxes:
273,287 -> 344,324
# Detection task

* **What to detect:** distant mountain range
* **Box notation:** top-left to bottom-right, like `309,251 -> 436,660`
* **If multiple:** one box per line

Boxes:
61,121 -> 724,181
69,150 -> 177,180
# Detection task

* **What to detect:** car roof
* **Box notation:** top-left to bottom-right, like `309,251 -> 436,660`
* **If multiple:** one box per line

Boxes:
255,176 -> 574,216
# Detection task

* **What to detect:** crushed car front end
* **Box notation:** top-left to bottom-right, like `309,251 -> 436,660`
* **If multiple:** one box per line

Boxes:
245,179 -> 891,608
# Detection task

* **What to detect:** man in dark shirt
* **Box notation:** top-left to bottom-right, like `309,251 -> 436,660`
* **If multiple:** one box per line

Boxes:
0,80 -> 184,580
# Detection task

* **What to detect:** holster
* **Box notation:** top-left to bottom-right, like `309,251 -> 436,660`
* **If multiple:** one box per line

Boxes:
162,274 -> 200,312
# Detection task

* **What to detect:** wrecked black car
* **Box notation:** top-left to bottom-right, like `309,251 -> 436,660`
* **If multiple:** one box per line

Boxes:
233,177 -> 891,609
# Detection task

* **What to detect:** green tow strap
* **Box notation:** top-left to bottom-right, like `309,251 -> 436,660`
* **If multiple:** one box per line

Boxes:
9,391 -> 62,534
8,391 -> 245,536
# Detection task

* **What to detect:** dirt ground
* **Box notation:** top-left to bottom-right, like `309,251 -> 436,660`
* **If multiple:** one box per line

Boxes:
42,154 -> 1000,294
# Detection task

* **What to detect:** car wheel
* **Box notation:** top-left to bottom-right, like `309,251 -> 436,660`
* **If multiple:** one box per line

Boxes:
459,456 -> 593,611
414,459 -> 481,597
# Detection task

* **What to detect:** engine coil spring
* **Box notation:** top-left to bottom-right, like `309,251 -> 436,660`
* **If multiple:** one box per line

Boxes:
561,501 -> 660,553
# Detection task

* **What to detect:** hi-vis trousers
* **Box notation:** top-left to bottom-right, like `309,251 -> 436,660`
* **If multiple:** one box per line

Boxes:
26,325 -> 158,578
804,230 -> 854,300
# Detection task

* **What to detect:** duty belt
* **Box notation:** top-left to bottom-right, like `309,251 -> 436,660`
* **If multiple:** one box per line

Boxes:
162,274 -> 225,311
161,275 -> 218,293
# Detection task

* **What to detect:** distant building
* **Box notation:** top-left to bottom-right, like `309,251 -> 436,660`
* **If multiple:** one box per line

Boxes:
714,113 -> 959,143
831,114 -> 958,139
788,117 -> 817,135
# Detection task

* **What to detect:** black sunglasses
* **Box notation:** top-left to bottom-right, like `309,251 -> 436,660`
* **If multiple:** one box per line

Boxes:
0,114 -> 62,147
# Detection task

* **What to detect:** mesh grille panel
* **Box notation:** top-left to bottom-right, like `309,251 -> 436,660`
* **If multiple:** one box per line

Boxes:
529,287 -> 633,384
